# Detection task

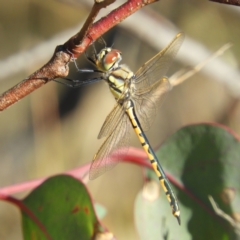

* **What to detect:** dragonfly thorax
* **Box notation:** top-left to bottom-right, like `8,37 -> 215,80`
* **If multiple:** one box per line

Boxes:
106,64 -> 134,101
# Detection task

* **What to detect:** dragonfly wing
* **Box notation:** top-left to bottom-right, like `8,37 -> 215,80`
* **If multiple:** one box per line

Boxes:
132,33 -> 184,131
98,103 -> 125,139
134,32 -> 184,90
133,77 -> 171,131
89,113 -> 130,180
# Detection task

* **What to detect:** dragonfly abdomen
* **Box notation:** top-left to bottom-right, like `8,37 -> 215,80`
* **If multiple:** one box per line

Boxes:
124,99 -> 181,224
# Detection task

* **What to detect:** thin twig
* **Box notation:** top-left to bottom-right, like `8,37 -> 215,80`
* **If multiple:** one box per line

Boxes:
64,0 -> 158,58
169,43 -> 232,87
209,195 -> 240,232
0,0 -> 158,112
73,0 -> 116,46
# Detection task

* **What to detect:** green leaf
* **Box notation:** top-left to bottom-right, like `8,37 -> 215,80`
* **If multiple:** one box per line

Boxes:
135,123 -> 240,240
94,203 -> 107,220
21,175 -> 104,240
135,180 -> 192,240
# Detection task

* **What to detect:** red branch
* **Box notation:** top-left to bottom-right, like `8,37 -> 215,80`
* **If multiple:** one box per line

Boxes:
0,0 -> 158,112
0,146 -> 225,227
0,147 -> 215,220
0,145 -> 227,233
0,195 -> 52,240
209,0 -> 240,6
65,0 -> 158,57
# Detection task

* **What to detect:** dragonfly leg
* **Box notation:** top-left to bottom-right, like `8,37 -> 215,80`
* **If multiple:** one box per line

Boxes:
54,77 -> 103,88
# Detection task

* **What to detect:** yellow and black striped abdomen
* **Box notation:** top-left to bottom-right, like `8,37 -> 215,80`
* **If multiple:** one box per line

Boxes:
124,99 -> 181,224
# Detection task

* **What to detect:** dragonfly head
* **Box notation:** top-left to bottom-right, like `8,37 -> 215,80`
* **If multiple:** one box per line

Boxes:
96,48 -> 122,72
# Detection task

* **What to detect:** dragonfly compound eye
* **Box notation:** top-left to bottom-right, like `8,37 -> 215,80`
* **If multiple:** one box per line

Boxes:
103,49 -> 122,71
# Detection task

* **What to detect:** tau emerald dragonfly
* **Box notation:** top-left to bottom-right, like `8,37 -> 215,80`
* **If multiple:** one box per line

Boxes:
56,32 -> 184,224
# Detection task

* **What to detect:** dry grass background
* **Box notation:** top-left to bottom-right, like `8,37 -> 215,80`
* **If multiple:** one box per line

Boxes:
0,0 -> 240,239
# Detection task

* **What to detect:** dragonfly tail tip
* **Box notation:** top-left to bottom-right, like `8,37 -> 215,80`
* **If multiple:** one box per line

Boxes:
176,215 -> 181,225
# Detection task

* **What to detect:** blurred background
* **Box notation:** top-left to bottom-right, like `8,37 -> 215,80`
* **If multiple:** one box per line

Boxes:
0,0 -> 240,239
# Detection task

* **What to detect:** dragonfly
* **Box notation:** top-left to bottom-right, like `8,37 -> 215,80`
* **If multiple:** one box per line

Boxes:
56,32 -> 184,224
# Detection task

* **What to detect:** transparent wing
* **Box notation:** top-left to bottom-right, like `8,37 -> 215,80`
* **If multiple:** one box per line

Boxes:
134,32 -> 184,90
133,77 -> 170,131
98,103 -> 125,139
89,112 -> 130,180
132,33 -> 184,131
